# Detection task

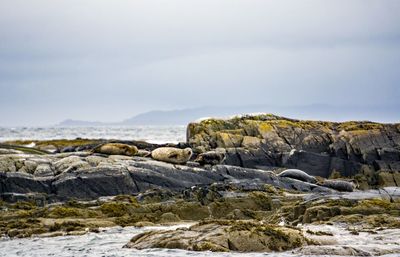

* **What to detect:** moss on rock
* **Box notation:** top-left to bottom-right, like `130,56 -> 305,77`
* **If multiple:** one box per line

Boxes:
100,202 -> 136,217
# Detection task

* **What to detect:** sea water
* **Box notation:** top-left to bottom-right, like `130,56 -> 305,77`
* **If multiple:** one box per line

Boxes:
0,126 -> 186,144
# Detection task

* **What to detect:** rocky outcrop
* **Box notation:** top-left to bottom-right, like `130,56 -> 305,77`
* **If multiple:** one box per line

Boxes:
125,220 -> 308,252
187,114 -> 400,181
0,151 -> 338,202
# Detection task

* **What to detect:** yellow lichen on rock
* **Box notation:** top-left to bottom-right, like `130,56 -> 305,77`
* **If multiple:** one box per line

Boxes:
241,136 -> 262,149
257,122 -> 275,136
215,132 -> 243,148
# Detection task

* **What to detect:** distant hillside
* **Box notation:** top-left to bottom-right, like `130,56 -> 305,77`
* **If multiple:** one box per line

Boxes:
120,106 -> 263,125
56,104 -> 400,126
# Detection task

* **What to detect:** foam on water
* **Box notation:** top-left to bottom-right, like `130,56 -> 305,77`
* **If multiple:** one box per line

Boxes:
0,126 -> 186,144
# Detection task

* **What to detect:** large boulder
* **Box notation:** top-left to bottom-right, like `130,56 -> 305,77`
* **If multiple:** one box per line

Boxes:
125,220 -> 308,252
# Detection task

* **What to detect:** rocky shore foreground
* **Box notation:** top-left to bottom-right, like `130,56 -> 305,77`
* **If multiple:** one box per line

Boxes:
1,114 -> 400,255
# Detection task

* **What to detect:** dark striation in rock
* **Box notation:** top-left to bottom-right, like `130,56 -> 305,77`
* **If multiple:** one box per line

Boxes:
187,114 -> 400,179
0,172 -> 52,195
52,167 -> 139,200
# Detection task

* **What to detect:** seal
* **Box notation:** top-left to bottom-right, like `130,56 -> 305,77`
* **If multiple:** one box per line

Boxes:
278,169 -> 317,184
151,147 -> 192,164
320,179 -> 354,192
92,143 -> 138,156
194,151 -> 225,166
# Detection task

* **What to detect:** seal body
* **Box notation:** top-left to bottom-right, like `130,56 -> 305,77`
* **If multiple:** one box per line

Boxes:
151,147 -> 192,164
321,179 -> 354,192
278,169 -> 317,184
195,151 -> 225,166
93,143 -> 138,156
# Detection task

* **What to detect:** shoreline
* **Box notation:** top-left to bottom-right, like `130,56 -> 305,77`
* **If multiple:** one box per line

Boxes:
1,114 -> 400,255
2,220 -> 400,256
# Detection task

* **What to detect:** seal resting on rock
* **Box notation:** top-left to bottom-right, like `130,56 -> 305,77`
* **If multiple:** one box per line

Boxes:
194,151 -> 225,166
151,147 -> 192,164
92,143 -> 138,156
278,169 -> 317,184
320,179 -> 354,192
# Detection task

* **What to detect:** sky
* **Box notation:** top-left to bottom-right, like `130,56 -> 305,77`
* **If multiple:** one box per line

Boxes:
0,0 -> 399,126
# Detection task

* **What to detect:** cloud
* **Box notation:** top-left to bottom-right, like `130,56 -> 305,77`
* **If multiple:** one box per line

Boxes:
0,0 -> 399,125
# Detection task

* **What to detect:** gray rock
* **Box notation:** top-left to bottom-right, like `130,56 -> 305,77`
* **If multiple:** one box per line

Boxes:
0,172 -> 52,195
34,164 -> 54,177
52,167 -> 138,201
53,156 -> 90,174
283,151 -> 332,178
0,149 -> 23,155
0,154 -> 337,202
23,160 -> 39,174
0,156 -> 17,172
85,155 -> 108,166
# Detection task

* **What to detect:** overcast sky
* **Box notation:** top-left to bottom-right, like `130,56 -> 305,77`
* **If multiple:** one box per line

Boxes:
1,0 -> 399,126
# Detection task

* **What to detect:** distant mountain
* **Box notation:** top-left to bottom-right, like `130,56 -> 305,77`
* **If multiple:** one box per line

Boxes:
120,106 -> 261,125
57,119 -> 107,127
56,104 -> 400,126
